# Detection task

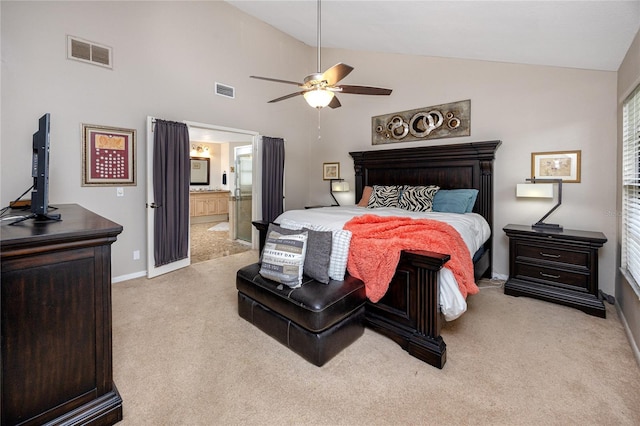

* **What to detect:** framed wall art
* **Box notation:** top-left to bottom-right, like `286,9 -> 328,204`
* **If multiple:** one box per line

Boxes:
323,162 -> 340,180
82,124 -> 136,186
531,150 -> 581,183
371,99 -> 471,145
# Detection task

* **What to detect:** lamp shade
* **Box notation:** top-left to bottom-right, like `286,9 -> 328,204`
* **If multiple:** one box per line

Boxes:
516,183 -> 553,198
516,178 -> 563,231
331,181 -> 350,192
303,89 -> 334,108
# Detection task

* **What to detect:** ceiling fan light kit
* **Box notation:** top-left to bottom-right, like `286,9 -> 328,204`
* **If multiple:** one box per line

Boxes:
250,0 -> 392,109
303,88 -> 335,108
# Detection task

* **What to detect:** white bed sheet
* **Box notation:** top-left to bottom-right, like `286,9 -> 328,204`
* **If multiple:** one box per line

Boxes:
275,206 -> 491,321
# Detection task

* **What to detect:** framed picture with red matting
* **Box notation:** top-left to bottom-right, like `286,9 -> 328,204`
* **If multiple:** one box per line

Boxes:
82,123 -> 136,186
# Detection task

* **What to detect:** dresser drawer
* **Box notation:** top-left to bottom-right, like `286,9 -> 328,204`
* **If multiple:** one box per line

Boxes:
514,262 -> 589,292
515,242 -> 588,268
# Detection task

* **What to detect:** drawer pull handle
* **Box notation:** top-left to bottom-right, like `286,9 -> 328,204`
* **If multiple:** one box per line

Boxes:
539,252 -> 561,258
540,272 -> 561,279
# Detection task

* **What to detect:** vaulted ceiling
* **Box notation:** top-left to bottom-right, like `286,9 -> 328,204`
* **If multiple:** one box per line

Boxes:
226,0 -> 640,72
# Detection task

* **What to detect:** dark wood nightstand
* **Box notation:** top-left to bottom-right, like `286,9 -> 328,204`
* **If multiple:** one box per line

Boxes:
503,224 -> 607,318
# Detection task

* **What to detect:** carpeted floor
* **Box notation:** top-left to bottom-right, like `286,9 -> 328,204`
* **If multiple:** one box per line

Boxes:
190,221 -> 251,264
112,252 -> 640,425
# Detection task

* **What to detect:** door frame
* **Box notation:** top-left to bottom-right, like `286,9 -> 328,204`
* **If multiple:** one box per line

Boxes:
146,118 -> 260,278
184,121 -> 261,250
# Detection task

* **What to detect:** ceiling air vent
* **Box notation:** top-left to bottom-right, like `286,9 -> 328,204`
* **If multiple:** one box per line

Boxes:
67,35 -> 113,69
215,82 -> 235,99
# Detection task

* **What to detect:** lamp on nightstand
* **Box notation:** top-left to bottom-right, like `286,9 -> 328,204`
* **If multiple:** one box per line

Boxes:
330,179 -> 350,206
516,177 -> 563,230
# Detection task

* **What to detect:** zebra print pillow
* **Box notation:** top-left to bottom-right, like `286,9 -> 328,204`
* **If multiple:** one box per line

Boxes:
398,185 -> 440,212
367,185 -> 403,208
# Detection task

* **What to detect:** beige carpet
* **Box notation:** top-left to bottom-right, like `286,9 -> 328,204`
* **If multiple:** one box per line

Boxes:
190,221 -> 251,264
112,251 -> 640,425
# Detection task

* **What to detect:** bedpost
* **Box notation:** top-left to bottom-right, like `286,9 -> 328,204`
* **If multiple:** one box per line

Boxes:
352,155 -> 365,203
479,159 -> 494,278
365,250 -> 450,369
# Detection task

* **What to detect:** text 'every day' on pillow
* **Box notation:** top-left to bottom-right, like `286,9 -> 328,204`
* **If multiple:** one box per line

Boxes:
259,229 -> 308,288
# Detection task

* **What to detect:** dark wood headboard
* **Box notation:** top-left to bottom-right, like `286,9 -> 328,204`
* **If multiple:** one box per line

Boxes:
349,140 -> 501,274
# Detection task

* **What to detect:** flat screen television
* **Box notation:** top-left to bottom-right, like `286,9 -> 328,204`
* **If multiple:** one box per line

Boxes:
30,113 -> 60,221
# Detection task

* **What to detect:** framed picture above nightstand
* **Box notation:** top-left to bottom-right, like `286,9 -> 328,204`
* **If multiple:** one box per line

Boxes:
503,224 -> 607,318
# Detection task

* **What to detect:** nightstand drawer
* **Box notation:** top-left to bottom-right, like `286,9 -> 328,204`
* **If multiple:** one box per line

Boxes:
504,224 -> 607,317
515,243 -> 588,267
514,263 -> 589,291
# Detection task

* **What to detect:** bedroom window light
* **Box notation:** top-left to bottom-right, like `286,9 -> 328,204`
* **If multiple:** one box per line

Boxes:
621,83 -> 640,297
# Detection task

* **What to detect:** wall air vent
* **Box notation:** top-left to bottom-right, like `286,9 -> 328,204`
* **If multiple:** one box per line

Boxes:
67,35 -> 113,69
215,82 -> 235,99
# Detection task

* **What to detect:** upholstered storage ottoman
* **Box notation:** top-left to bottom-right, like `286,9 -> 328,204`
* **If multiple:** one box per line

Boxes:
236,263 -> 366,366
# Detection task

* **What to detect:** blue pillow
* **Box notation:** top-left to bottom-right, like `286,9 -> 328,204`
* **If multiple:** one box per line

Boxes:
432,189 -> 479,214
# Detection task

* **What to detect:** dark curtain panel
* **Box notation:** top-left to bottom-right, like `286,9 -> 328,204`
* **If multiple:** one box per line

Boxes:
261,136 -> 285,223
153,119 -> 190,267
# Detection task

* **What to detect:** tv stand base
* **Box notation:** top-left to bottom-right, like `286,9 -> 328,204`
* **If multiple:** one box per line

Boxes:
9,212 -> 62,225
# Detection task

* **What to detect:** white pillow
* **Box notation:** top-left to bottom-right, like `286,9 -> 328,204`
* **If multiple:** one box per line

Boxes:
279,218 -> 312,230
280,219 -> 352,281
259,230 -> 308,288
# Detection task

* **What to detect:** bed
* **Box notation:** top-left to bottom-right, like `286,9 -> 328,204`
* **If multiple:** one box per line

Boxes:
256,140 -> 501,368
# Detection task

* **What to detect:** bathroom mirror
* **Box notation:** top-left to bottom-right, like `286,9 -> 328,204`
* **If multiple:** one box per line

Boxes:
190,157 -> 210,185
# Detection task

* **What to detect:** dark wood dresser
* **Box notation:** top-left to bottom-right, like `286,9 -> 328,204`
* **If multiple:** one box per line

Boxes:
503,224 -> 607,318
1,204 -> 123,426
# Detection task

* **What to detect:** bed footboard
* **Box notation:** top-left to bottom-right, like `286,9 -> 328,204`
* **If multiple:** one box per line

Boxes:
365,250 -> 450,369
252,220 -> 451,369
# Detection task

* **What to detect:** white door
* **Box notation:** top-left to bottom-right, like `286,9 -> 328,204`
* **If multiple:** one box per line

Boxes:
146,116 -> 191,278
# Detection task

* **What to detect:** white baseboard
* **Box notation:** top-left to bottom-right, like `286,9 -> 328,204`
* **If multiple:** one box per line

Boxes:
616,302 -> 640,369
112,270 -> 147,283
492,272 -> 508,281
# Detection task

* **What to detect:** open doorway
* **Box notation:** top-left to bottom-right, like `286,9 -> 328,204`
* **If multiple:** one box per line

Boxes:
186,122 -> 259,264
233,145 -> 253,243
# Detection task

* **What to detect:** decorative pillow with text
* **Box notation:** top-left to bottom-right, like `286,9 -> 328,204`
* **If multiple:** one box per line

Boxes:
267,223 -> 332,284
259,229 -> 308,288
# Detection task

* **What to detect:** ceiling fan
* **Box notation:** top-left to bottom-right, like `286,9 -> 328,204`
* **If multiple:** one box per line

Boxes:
250,0 -> 392,109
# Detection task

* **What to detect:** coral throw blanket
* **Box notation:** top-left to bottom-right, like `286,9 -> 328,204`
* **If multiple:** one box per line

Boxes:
343,214 -> 478,303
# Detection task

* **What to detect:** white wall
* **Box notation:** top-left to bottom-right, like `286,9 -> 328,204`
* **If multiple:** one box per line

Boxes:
1,1 -> 621,297
311,48 -> 618,292
1,1 -> 314,279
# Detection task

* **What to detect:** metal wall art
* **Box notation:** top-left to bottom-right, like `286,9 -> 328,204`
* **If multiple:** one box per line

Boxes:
371,99 -> 470,145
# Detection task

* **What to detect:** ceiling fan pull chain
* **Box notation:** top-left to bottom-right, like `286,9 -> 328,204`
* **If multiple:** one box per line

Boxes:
317,108 -> 322,140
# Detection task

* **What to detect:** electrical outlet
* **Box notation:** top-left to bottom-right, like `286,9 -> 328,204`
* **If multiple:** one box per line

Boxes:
133,250 -> 140,260
116,187 -> 124,197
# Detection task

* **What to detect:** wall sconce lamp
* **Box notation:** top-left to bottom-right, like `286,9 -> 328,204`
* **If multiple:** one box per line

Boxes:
516,177 -> 563,231
330,179 -> 350,206
190,144 -> 210,157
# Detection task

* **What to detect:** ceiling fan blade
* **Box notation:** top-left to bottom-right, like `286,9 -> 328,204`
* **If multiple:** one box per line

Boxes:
267,91 -> 305,103
328,96 -> 341,109
250,75 -> 303,86
321,63 -> 354,86
337,85 -> 392,96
